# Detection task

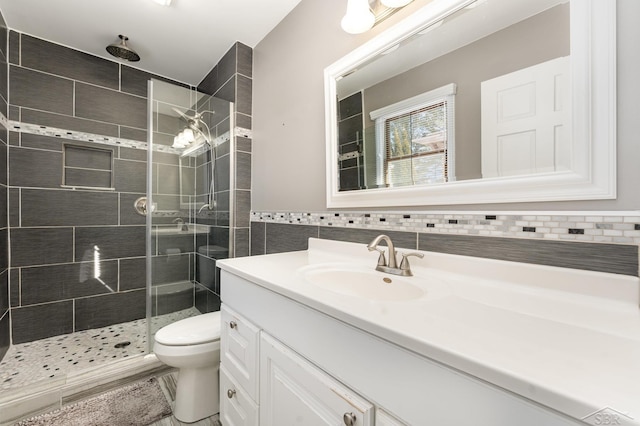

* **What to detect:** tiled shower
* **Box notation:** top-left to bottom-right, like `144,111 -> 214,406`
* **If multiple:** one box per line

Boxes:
0,6 -> 253,396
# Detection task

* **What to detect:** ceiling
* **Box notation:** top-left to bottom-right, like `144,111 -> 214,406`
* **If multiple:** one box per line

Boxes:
0,0 -> 302,86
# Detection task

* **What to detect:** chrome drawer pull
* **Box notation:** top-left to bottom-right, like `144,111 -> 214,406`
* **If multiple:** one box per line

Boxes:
343,412 -> 356,425
227,389 -> 236,399
229,321 -> 237,329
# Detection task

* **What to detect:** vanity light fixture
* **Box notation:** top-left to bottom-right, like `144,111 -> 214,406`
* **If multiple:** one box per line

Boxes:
342,0 -> 414,34
341,0 -> 376,34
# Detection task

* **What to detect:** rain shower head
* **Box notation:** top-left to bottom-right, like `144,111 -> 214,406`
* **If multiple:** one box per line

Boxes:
106,35 -> 140,62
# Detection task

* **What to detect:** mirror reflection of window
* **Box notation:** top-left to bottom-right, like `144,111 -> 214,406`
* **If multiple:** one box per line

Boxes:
370,83 -> 456,188
384,101 -> 448,187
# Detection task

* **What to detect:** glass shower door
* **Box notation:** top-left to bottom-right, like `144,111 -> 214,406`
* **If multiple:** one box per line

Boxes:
146,79 -> 232,347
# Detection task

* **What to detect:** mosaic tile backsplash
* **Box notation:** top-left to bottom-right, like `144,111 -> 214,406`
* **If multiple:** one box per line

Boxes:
252,211 -> 640,245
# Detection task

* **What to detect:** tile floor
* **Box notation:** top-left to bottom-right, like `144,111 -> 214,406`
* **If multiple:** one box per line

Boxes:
0,308 -> 200,391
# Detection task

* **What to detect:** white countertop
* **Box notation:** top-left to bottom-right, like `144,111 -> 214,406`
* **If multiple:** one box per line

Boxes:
217,238 -> 640,424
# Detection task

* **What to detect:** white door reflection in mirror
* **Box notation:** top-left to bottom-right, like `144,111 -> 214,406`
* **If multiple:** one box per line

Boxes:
481,56 -> 570,178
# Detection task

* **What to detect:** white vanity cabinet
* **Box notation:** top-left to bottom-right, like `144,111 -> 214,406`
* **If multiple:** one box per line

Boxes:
220,305 -> 260,426
220,304 -> 374,426
260,332 -> 373,426
219,268 -> 586,426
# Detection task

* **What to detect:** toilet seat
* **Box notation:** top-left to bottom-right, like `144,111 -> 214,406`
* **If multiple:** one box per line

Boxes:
155,311 -> 221,346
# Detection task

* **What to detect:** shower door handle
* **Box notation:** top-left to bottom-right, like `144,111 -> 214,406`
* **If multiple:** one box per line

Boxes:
134,197 -> 152,216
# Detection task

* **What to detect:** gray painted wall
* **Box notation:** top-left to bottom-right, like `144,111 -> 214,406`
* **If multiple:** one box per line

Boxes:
252,0 -> 640,212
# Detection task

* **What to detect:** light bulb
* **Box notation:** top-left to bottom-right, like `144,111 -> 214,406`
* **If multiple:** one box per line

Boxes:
182,128 -> 195,144
380,0 -> 412,7
151,0 -> 172,6
341,0 -> 375,34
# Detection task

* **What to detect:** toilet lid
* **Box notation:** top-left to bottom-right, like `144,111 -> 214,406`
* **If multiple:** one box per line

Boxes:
154,312 -> 221,346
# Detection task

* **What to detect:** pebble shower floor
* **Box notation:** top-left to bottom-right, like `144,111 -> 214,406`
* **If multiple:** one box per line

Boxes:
0,308 -> 200,391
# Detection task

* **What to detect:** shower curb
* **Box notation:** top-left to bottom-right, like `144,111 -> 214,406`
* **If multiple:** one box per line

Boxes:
0,354 -> 172,426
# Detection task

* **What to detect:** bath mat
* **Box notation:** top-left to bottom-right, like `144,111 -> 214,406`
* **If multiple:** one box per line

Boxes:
15,377 -> 172,426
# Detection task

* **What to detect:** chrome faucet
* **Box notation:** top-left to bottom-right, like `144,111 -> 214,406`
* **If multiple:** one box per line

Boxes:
173,218 -> 189,232
367,234 -> 424,276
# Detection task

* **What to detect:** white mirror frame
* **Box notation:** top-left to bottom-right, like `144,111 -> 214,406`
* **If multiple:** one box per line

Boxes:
324,0 -> 616,208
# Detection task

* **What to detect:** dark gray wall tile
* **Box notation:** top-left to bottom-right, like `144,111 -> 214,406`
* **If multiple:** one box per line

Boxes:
237,42 -> 252,78
197,65 -> 218,96
236,113 -> 251,130
0,269 -> 7,314
121,66 -> 189,97
8,30 -> 18,65
75,226 -> 145,260
9,269 -> 19,307
236,75 -> 252,116
21,189 -> 118,227
21,34 -> 119,89
250,222 -> 265,256
64,168 -> 112,188
156,234 -> 196,256
195,254 -> 216,290
0,185 -> 6,229
213,156 -> 229,192
236,136 -> 251,153
418,234 -> 639,276
153,285 -> 193,316
236,152 -> 251,190
0,312 -> 9,361
153,151 -> 179,166
75,83 -> 147,129
9,188 -> 19,227
9,147 -> 62,188
11,228 -> 73,267
12,300 -> 73,343
119,257 -> 146,291
20,261 -> 118,305
217,44 -> 237,85
114,159 -> 146,193
120,147 -> 147,162
0,229 -> 6,271
21,109 -> 119,137
265,223 -> 318,254
20,133 -> 64,151
157,164 -> 180,195
0,141 -> 5,186
234,228 -> 249,258
235,190 -> 251,228
8,105 -> 18,121
8,130 -> 19,145
120,126 -> 147,142
152,254 -> 190,284
215,76 -> 235,104
9,66 -> 73,114
74,289 -> 145,331
195,284 -> 209,314
319,226 -> 417,250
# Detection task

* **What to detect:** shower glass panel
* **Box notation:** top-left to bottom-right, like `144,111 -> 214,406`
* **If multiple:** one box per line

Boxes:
147,79 -> 232,346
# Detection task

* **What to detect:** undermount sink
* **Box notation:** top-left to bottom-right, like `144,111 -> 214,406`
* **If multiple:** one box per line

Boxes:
299,264 -> 427,301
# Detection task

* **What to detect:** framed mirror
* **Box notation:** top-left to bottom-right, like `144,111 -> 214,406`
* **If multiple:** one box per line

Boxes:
324,0 -> 616,208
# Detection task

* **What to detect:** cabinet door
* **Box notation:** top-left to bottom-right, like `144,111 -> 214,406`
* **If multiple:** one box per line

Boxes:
220,365 -> 259,426
260,333 -> 374,426
221,305 -> 260,401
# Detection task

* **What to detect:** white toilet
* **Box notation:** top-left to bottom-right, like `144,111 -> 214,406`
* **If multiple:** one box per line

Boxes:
153,311 -> 222,423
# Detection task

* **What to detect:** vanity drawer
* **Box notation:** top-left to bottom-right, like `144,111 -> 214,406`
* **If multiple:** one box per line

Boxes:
220,365 -> 259,426
221,304 -> 260,401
